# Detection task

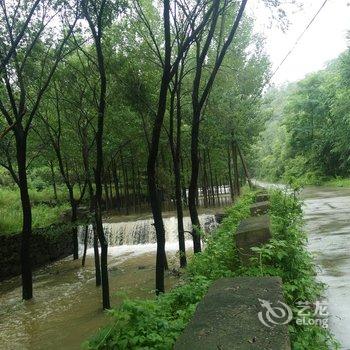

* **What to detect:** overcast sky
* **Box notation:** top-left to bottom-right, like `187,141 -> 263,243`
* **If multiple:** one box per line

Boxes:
249,0 -> 350,85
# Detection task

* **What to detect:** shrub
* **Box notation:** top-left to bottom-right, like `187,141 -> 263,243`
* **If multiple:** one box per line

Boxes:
85,189 -> 338,349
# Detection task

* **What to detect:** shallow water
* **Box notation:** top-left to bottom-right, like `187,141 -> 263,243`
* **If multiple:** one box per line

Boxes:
0,213 -> 218,350
301,186 -> 350,349
3,185 -> 349,349
258,182 -> 350,348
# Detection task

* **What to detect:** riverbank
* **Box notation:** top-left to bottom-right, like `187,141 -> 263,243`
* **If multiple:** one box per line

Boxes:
86,189 -> 337,350
0,211 -> 218,349
0,223 -> 75,281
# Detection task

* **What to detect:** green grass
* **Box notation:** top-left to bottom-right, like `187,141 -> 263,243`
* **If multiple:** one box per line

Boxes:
320,177 -> 350,188
0,186 -> 70,235
85,189 -> 338,350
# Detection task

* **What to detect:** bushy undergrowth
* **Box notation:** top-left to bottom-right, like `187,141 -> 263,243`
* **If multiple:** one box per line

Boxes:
0,186 -> 69,234
86,189 -> 338,350
241,189 -> 338,349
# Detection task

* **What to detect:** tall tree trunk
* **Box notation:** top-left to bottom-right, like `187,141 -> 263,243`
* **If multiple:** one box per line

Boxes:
147,0 -> 172,294
92,224 -> 101,286
232,140 -> 240,197
188,0 -> 247,252
121,154 -> 129,214
69,189 -> 79,260
15,131 -> 33,300
103,180 -> 110,210
93,87 -> 110,309
83,0 -> 110,309
215,172 -> 220,203
237,143 -> 253,188
188,108 -> 202,253
207,150 -> 215,205
137,167 -> 142,210
227,145 -> 234,201
167,64 -> 187,268
82,125 -> 101,286
131,157 -> 137,212
108,169 -> 114,207
112,161 -> 121,211
82,225 -> 89,267
174,157 -> 187,267
49,160 -> 58,202
202,152 -> 209,207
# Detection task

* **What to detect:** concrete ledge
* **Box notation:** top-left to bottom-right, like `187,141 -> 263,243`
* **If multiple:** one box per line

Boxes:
236,215 -> 271,265
256,193 -> 269,203
250,201 -> 269,216
174,277 -> 291,350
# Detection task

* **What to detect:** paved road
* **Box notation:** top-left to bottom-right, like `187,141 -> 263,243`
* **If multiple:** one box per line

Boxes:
302,186 -> 350,349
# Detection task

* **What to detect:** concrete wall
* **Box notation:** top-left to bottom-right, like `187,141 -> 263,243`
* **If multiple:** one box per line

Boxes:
0,225 -> 74,282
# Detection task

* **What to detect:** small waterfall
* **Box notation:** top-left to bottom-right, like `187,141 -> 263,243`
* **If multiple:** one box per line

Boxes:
78,214 -> 218,249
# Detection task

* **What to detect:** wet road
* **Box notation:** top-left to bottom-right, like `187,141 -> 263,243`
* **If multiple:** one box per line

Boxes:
302,186 -> 350,349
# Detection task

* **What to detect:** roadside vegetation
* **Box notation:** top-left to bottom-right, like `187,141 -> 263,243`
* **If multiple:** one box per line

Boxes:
253,49 -> 350,188
85,189 -> 337,350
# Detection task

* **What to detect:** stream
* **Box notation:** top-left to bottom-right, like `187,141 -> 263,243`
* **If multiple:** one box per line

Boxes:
0,213 -> 218,350
1,187 -> 350,349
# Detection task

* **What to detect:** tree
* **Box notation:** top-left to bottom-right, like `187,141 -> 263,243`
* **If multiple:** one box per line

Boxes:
0,0 -> 77,300
81,0 -> 116,310
188,0 -> 248,253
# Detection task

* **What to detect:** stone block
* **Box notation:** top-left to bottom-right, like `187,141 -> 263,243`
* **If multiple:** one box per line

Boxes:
236,215 -> 271,265
174,277 -> 291,350
256,192 -> 269,203
250,201 -> 269,216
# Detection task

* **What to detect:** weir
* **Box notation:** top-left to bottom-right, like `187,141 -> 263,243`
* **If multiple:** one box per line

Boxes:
77,214 -> 218,249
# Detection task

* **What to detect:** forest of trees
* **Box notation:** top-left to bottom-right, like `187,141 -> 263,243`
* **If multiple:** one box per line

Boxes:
254,48 -> 350,185
0,0 -> 293,309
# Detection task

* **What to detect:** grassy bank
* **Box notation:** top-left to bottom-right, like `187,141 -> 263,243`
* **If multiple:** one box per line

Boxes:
0,186 -> 70,235
320,177 -> 350,188
85,189 -> 337,350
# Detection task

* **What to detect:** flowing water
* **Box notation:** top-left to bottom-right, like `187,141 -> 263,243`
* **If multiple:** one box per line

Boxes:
302,187 -> 350,349
258,182 -> 350,349
2,185 -> 350,349
0,213 -> 218,350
